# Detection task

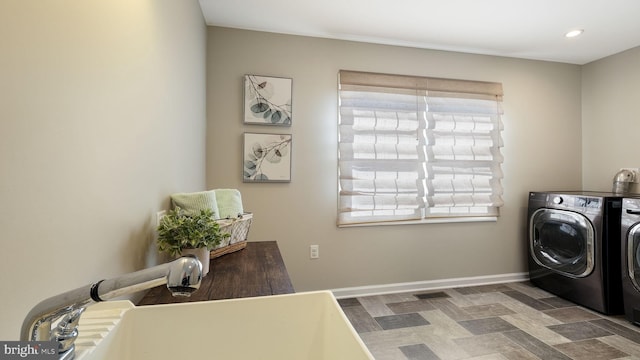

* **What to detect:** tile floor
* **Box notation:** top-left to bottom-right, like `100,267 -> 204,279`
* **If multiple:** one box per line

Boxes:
338,282 -> 640,360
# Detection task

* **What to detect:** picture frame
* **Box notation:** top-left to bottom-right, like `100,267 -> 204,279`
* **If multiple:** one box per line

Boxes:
243,132 -> 292,183
243,75 -> 292,126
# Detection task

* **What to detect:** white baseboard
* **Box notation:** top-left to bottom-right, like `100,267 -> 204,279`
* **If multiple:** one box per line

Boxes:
331,272 -> 529,299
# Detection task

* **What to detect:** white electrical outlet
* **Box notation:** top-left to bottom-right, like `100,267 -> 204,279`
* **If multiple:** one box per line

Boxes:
619,168 -> 640,183
310,245 -> 319,259
156,210 -> 167,227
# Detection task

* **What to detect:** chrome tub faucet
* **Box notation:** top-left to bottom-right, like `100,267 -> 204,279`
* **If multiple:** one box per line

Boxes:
21,256 -> 202,360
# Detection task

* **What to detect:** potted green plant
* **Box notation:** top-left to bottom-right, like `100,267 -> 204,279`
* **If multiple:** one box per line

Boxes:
157,207 -> 229,276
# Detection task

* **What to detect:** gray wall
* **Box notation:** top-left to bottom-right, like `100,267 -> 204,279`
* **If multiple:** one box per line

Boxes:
0,1 -> 207,339
582,47 -> 640,193
206,27 -> 583,292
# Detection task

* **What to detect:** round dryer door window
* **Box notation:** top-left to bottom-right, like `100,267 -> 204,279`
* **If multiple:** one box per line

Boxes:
530,208 -> 595,277
627,224 -> 640,291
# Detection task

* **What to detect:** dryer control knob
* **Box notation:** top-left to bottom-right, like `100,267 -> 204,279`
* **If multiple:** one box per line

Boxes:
552,196 -> 563,204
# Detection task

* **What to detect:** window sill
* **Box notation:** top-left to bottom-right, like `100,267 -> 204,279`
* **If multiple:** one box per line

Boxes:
338,216 -> 498,228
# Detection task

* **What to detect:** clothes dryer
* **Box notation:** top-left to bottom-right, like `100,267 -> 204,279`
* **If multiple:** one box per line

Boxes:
621,197 -> 640,324
527,191 -> 624,314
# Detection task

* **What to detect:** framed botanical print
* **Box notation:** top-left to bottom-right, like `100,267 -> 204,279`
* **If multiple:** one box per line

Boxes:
243,75 -> 292,126
243,133 -> 292,182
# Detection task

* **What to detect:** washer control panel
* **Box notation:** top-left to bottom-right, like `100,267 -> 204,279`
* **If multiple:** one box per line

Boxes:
576,196 -> 601,209
547,195 -> 601,210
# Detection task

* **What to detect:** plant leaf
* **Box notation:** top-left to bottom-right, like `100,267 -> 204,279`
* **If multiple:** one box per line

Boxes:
251,102 -> 269,114
251,142 -> 264,158
270,110 -> 282,123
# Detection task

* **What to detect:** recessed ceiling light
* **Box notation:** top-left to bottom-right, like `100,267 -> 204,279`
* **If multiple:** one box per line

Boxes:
565,29 -> 584,38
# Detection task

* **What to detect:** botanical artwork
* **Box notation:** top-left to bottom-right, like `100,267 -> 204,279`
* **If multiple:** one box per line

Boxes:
243,133 -> 292,182
244,75 -> 292,126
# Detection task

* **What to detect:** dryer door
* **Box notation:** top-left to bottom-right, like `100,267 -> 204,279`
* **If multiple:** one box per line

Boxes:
627,223 -> 640,291
530,208 -> 595,277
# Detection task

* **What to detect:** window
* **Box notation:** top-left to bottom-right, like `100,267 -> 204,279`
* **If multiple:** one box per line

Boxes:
338,70 -> 504,226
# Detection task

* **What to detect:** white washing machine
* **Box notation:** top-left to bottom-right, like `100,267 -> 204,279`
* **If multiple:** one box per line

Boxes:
528,191 -> 624,314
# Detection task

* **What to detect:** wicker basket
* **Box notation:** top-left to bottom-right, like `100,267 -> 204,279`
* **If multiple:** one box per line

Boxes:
210,212 -> 253,259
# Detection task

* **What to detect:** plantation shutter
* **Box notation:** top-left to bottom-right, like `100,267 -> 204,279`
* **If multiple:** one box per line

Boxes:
338,70 -> 504,226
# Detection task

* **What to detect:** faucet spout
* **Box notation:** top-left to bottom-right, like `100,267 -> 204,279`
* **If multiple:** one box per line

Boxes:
89,256 -> 202,301
20,256 -> 202,353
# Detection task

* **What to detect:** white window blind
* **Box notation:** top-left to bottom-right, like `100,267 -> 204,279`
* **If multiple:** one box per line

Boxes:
338,70 -> 504,226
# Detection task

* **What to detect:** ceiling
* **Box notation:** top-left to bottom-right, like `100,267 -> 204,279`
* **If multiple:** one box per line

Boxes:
198,0 -> 640,65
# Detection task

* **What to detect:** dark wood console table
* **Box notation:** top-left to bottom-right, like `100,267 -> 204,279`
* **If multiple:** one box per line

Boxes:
138,241 -> 294,305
